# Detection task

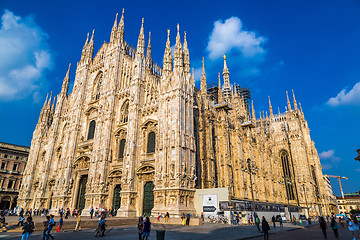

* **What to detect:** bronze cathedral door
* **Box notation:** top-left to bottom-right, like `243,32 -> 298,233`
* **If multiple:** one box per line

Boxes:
142,181 -> 154,216
113,184 -> 121,209
76,175 -> 88,211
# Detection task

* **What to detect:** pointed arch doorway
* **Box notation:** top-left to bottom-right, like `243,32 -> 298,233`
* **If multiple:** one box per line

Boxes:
113,184 -> 121,209
142,181 -> 154,216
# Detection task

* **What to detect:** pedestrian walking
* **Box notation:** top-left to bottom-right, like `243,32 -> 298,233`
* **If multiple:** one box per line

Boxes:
181,213 -> 186,225
279,216 -> 283,227
186,213 -> 191,225
261,216 -> 270,240
330,217 -> 339,239
90,207 -> 94,219
74,214 -> 81,231
42,216 -> 49,240
319,216 -> 327,239
247,214 -> 252,225
348,215 -> 360,240
18,215 -> 25,226
95,216 -> 106,237
0,214 -> 5,227
293,216 -> 296,225
21,217 -> 35,240
255,215 -> 261,232
45,214 -> 55,240
57,214 -> 63,232
142,217 -> 151,240
137,217 -> 144,240
165,212 -> 169,223
271,215 -> 276,228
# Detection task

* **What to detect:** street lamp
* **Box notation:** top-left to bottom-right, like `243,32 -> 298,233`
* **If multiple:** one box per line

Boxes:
310,182 -> 323,216
241,158 -> 258,218
279,176 -> 293,223
301,184 -> 310,218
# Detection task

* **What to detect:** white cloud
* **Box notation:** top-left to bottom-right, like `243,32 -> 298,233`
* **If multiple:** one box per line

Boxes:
327,82 -> 360,107
206,17 -> 266,60
319,149 -> 341,170
319,149 -> 335,159
0,10 -> 52,101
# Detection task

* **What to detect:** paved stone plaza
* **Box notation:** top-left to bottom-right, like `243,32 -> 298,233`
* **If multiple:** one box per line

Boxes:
2,222 -> 355,240
0,216 -> 307,240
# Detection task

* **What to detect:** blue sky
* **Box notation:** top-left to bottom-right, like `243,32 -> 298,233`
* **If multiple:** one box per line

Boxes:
1,0 -> 359,195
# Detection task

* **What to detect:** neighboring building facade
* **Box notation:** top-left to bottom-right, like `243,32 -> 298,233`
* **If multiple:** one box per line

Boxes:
337,191 -> 360,213
324,176 -> 338,214
18,11 -> 332,217
0,142 -> 29,210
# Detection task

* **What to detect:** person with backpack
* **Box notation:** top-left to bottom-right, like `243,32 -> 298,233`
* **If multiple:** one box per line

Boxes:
21,216 -> 35,240
279,216 -> 283,227
42,216 -> 50,240
271,216 -> 276,228
255,215 -> 261,232
330,217 -> 339,239
261,216 -> 270,240
137,217 -> 144,240
45,215 -> 55,240
95,216 -> 106,237
74,214 -> 81,231
0,214 -> 5,227
57,214 -> 64,232
18,215 -> 25,226
90,207 -> 94,219
142,217 -> 151,240
319,216 -> 327,239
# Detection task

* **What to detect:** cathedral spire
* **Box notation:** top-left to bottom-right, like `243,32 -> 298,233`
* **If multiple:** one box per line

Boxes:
146,32 -> 152,66
286,91 -> 292,111
84,32 -> 89,47
200,57 -> 207,95
61,63 -> 71,95
251,101 -> 256,122
222,54 -> 231,98
118,9 -> 125,42
191,67 -> 195,86
163,29 -> 172,74
174,24 -> 183,71
43,93 -> 49,109
218,72 -> 223,103
110,13 -> 118,43
90,29 -> 95,44
51,96 -> 55,112
136,18 -> 145,55
222,54 -> 230,88
47,91 -> 53,108
292,89 -> 298,111
299,102 -> 303,114
268,96 -> 274,118
183,31 -> 190,74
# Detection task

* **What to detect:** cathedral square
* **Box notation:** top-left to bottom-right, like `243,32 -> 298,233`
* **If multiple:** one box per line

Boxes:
1,2 -> 360,239
17,11 -> 332,219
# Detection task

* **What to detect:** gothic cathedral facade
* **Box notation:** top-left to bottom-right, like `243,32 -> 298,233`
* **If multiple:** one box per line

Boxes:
18,11 -> 331,217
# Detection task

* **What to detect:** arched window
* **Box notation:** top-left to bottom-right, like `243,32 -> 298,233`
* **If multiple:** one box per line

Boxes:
118,139 -> 126,159
147,132 -> 156,153
280,151 -> 295,200
93,72 -> 103,101
120,101 -> 129,124
87,120 -> 96,140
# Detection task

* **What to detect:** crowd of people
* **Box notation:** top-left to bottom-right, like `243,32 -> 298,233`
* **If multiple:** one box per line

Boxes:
2,206 -> 358,240
319,214 -> 360,240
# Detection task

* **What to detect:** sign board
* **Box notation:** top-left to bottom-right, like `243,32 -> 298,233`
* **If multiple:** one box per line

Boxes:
203,195 -> 218,219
